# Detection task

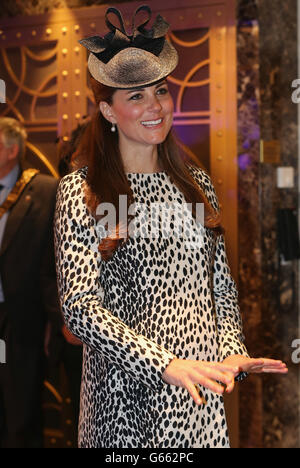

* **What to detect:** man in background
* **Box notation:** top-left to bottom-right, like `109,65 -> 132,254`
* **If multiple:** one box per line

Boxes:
0,117 -> 61,448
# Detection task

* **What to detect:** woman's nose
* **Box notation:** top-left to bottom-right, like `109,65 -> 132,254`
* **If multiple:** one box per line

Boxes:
147,94 -> 162,112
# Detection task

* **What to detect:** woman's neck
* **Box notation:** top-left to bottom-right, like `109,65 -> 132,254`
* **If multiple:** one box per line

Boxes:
119,140 -> 161,174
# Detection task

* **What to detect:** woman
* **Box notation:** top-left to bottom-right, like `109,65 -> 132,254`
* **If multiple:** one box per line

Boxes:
54,6 -> 287,448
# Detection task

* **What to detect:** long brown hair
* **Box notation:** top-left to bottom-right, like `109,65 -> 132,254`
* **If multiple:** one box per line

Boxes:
75,76 -> 222,261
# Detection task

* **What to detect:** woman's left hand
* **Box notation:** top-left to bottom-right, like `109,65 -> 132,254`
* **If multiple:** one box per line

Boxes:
223,355 -> 288,378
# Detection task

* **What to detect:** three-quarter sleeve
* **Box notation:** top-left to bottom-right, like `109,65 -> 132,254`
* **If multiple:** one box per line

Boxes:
54,170 -> 175,392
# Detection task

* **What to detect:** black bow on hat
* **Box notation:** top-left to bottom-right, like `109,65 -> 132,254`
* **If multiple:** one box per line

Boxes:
79,5 -> 178,89
80,6 -> 169,64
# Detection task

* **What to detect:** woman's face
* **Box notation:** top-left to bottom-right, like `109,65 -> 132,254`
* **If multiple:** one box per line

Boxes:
100,80 -> 174,149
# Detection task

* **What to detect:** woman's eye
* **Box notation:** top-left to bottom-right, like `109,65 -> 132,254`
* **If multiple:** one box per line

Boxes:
129,93 -> 143,101
157,87 -> 168,95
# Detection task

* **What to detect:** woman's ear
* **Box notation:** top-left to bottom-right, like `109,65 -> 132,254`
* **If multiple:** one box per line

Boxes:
99,101 -> 116,125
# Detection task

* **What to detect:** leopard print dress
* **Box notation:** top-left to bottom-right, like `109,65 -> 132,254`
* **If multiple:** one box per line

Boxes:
54,164 -> 248,448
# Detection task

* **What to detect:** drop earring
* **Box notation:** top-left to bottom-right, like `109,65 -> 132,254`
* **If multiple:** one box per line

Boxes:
111,123 -> 116,133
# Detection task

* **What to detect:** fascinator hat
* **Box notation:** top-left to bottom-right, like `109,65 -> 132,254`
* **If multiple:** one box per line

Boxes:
78,5 -> 178,89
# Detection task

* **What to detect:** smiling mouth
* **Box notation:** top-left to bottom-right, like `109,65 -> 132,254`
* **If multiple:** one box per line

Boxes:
141,118 -> 163,127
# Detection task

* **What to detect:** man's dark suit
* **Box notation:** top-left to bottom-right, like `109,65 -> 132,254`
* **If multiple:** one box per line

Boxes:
0,167 -> 61,448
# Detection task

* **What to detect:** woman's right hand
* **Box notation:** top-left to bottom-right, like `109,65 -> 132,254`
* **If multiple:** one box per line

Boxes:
162,358 -> 239,405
